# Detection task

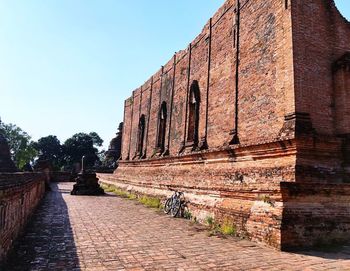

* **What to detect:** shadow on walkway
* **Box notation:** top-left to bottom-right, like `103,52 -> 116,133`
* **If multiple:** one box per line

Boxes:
294,244 -> 350,260
2,183 -> 80,271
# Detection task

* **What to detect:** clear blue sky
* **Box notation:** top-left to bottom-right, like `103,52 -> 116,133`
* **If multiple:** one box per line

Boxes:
0,1 -> 349,149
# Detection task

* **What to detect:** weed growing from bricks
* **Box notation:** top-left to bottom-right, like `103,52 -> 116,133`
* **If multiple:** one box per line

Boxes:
101,183 -> 162,209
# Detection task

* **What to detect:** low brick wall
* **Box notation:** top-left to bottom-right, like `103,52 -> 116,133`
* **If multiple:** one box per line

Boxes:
0,173 -> 46,262
99,172 -> 350,250
97,141 -> 297,249
97,138 -> 350,250
51,172 -> 72,182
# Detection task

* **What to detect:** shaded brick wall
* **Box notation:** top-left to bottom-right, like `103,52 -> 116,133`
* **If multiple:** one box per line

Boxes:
292,0 -> 350,135
281,182 -> 350,249
0,173 -> 46,262
290,1 -> 350,183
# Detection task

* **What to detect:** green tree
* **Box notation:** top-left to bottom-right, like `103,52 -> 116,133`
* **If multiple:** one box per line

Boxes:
63,132 -> 103,170
0,119 -> 38,169
89,132 -> 103,147
33,135 -> 63,170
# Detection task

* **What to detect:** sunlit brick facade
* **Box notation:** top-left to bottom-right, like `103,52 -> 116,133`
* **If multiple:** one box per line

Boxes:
99,0 -> 350,249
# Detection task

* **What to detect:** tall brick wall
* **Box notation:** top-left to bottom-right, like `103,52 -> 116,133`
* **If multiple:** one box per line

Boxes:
103,0 -> 350,249
0,173 -> 46,262
292,0 -> 350,135
290,1 -> 350,184
122,0 -> 295,158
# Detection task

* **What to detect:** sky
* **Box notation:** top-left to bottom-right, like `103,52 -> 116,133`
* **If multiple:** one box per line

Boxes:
0,1 -> 349,150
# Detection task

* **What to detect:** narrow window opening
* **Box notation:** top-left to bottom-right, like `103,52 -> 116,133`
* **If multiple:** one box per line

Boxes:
285,0 -> 289,9
187,81 -> 200,145
137,115 -> 146,157
157,102 -> 167,152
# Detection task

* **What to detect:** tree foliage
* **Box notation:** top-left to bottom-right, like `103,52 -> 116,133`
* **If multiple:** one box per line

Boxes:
33,135 -> 63,170
1,117 -> 104,172
63,132 -> 103,170
89,132 -> 103,147
0,119 -> 37,169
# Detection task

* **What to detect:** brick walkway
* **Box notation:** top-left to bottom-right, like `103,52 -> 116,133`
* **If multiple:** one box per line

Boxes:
3,183 -> 350,271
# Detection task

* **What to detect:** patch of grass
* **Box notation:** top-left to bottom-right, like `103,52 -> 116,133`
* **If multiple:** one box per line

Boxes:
220,220 -> 236,236
127,193 -> 137,200
207,222 -> 221,236
206,217 -> 236,237
138,196 -> 161,209
113,188 -> 131,198
100,184 -> 114,192
101,184 -> 135,199
205,216 -> 220,234
101,183 -> 164,209
205,216 -> 214,227
184,210 -> 193,220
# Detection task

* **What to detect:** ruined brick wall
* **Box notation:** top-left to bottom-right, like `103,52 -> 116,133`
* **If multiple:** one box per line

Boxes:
292,0 -> 350,135
281,182 -> 350,249
122,0 -> 295,158
290,1 -> 350,183
108,0 -> 350,249
0,173 -> 46,262
100,140 -> 297,248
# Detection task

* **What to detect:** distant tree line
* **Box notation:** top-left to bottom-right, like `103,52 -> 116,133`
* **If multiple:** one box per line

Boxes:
0,117 -> 116,172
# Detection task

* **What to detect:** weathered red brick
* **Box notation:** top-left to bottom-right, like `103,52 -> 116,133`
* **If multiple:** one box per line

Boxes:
103,0 -> 350,249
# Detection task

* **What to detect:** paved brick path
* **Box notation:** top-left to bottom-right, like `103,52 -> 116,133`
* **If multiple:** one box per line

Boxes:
3,183 -> 350,271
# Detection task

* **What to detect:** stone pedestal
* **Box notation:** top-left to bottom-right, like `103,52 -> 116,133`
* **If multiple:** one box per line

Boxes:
71,172 -> 104,196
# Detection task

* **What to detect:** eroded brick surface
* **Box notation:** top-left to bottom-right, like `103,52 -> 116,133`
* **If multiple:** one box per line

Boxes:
116,0 -> 350,248
3,182 -> 350,271
0,173 -> 46,261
